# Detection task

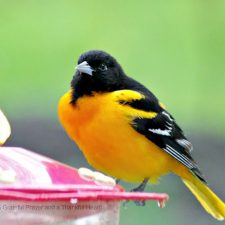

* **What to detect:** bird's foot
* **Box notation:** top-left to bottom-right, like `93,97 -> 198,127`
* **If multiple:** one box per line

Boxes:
133,200 -> 146,206
123,178 -> 149,207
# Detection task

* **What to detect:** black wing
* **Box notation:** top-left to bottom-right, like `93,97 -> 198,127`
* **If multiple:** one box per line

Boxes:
119,95 -> 206,183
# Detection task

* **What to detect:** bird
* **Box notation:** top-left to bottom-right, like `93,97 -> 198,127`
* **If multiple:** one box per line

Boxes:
58,50 -> 225,220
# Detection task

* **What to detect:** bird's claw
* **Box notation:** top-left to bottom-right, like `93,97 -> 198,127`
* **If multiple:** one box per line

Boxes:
134,200 -> 146,206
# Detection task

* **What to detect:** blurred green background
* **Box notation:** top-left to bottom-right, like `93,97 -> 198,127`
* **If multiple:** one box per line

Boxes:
1,1 -> 225,224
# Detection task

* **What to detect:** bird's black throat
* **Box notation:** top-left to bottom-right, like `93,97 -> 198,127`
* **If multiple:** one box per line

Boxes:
70,72 -> 126,105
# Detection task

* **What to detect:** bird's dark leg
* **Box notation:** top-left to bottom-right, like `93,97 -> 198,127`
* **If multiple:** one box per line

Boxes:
130,178 -> 149,206
115,178 -> 120,184
130,178 -> 149,192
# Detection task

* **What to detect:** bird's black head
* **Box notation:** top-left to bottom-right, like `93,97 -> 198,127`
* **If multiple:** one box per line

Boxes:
71,50 -> 126,104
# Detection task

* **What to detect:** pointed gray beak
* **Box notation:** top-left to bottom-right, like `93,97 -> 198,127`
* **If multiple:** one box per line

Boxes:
75,61 -> 94,76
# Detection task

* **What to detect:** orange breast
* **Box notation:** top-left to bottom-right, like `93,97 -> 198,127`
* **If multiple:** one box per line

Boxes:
58,90 -> 183,183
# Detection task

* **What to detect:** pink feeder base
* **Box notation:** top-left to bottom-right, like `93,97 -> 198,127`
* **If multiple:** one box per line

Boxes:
0,147 -> 169,225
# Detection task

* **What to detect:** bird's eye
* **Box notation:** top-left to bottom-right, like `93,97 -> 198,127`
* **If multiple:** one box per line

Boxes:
98,64 -> 107,72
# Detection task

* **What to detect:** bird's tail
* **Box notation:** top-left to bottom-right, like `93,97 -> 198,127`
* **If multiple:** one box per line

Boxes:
182,173 -> 225,221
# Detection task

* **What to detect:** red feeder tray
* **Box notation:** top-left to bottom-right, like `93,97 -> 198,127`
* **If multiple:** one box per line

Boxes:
0,147 -> 169,225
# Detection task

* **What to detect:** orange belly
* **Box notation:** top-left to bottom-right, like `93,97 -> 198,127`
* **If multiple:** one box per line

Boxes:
58,90 -> 184,183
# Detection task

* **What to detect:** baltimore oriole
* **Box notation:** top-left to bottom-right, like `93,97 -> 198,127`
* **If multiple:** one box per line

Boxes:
58,50 -> 225,220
